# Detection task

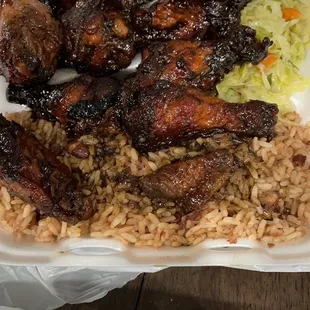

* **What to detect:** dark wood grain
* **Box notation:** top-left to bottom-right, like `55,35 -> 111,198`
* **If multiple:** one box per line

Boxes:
60,267 -> 310,310
59,273 -> 144,310
137,267 -> 310,310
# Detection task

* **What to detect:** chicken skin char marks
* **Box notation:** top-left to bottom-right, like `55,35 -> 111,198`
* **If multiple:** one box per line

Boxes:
39,0 -> 78,15
126,27 -> 271,94
61,0 -> 136,75
105,0 -> 151,11
0,0 -> 62,85
122,82 -> 278,153
40,0 -> 150,18
7,74 -> 121,139
0,115 -> 93,224
203,0 -> 252,38
132,0 -> 209,46
131,0 -> 252,46
140,149 -> 239,214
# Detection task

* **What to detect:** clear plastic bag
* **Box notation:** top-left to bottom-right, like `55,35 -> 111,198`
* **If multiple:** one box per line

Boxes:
2,264 -> 310,309
0,266 -> 141,310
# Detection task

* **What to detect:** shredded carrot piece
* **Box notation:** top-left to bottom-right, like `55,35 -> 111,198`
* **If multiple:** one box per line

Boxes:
260,53 -> 278,72
282,8 -> 301,20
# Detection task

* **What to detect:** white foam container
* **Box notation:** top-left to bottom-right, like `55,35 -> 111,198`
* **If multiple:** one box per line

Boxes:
0,51 -> 310,269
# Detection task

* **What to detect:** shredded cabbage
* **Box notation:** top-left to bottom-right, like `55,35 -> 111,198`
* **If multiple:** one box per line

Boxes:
217,0 -> 310,113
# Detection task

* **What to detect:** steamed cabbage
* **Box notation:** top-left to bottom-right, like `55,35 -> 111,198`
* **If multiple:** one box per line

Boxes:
217,0 -> 310,113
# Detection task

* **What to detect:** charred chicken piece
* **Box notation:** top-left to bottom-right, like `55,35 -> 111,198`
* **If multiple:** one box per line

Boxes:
140,149 -> 238,214
132,0 -> 209,47
0,0 -> 62,85
131,0 -> 252,46
41,0 -> 150,16
106,0 -> 150,11
0,115 -> 93,224
7,74 -> 120,139
40,0 -> 78,15
126,27 -> 271,93
203,0 -> 251,38
61,0 -> 136,75
122,82 -> 278,152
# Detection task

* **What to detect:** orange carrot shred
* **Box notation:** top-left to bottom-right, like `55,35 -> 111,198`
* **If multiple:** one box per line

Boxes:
260,53 -> 278,72
282,8 -> 301,20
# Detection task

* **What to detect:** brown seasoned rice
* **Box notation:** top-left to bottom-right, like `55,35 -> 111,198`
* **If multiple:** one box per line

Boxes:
2,111 -> 310,247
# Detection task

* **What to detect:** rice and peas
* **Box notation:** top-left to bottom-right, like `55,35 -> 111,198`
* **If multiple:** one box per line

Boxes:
1,0 -> 310,247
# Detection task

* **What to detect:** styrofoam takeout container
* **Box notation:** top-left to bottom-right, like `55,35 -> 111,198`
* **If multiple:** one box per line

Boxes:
0,51 -> 309,270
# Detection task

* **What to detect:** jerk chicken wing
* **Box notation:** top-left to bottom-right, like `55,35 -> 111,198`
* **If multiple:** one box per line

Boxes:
140,149 -> 239,214
124,26 -> 271,97
7,74 -> 120,139
0,115 -> 93,224
122,82 -> 278,152
0,0 -> 62,85
61,0 -> 136,75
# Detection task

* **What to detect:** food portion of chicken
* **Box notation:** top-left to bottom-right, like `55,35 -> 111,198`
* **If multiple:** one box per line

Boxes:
41,0 -> 150,16
0,115 -> 93,224
122,82 -> 278,152
0,0 -> 62,85
140,149 -> 238,214
132,0 -> 209,46
131,0 -> 252,46
61,0 -> 136,75
39,0 -> 78,15
107,0 -> 150,11
125,26 -> 271,95
7,74 -> 120,139
203,0 -> 251,38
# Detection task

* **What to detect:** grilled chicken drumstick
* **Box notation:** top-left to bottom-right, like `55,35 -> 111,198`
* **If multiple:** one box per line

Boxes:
0,0 -> 62,84
124,26 -> 271,99
0,115 -> 93,224
122,82 -> 278,152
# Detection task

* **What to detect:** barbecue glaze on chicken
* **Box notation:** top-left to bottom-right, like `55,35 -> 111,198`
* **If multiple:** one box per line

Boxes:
0,115 -> 93,224
7,74 -> 120,139
122,82 -> 278,152
0,0 -> 62,84
61,0 -> 136,75
140,149 -> 239,214
123,26 -> 271,102
132,0 -> 209,47
131,0 -> 252,46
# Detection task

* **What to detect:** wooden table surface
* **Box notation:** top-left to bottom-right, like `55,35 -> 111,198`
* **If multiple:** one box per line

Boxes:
60,267 -> 310,310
